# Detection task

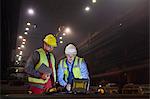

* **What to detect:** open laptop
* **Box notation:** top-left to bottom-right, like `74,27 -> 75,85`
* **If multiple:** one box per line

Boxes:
72,79 -> 90,94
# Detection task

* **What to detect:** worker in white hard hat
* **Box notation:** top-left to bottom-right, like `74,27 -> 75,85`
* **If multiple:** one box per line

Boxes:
57,43 -> 89,92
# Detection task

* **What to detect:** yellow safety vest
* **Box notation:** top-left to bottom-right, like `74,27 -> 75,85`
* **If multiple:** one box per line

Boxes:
60,56 -> 83,82
28,48 -> 56,84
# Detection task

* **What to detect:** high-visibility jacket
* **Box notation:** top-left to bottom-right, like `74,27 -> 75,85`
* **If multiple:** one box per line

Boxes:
28,48 -> 56,84
59,56 -> 83,82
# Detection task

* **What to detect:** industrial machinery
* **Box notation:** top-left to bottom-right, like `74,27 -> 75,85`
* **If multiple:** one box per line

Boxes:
97,83 -> 119,95
122,83 -> 150,95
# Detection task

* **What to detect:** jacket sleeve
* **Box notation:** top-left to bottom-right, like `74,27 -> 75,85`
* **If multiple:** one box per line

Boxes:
25,51 -> 41,78
80,59 -> 89,79
57,63 -> 67,87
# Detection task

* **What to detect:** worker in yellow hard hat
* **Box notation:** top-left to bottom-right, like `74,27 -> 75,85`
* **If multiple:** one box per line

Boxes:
57,43 -> 90,92
25,34 -> 57,94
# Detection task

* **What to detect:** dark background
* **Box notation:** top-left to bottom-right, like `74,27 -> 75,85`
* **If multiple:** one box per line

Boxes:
1,0 -> 149,85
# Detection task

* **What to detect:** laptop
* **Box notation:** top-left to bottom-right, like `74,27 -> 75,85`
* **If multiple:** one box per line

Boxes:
72,79 -> 90,94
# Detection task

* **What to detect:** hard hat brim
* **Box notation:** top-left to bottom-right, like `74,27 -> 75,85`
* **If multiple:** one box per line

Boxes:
43,40 -> 57,47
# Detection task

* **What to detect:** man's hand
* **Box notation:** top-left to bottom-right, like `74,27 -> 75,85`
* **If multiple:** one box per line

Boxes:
41,73 -> 50,80
66,84 -> 71,91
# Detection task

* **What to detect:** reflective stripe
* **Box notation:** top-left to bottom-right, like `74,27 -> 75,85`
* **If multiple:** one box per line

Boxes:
79,58 -> 83,65
28,77 -> 48,84
63,59 -> 68,82
74,57 -> 78,66
30,84 -> 44,89
78,57 -> 80,66
50,53 -> 56,82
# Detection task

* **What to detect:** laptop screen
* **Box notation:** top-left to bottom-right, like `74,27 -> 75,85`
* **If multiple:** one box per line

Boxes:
72,79 -> 89,93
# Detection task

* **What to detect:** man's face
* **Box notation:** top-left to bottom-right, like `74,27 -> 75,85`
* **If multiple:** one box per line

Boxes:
66,54 -> 76,63
44,43 -> 54,52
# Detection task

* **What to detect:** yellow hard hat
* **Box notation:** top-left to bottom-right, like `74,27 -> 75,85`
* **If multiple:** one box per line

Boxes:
43,34 -> 57,47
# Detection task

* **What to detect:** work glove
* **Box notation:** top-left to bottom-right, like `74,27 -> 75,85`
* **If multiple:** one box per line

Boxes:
66,84 -> 71,92
47,87 -> 57,93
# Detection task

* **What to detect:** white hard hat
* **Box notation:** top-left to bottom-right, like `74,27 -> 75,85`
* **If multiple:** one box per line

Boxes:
65,44 -> 77,55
